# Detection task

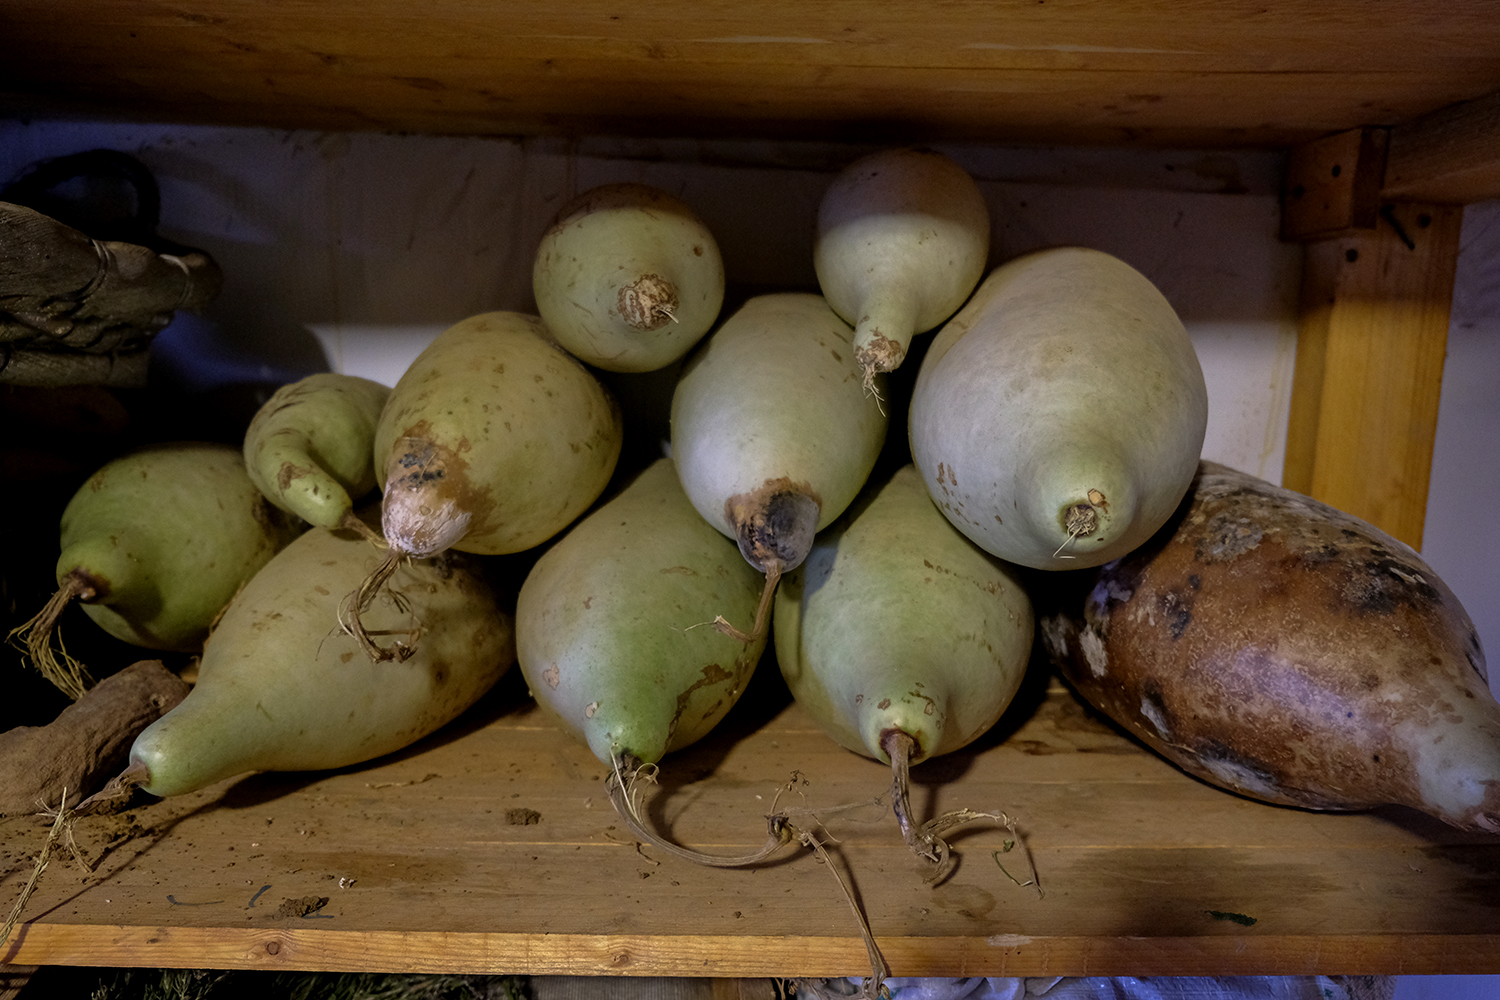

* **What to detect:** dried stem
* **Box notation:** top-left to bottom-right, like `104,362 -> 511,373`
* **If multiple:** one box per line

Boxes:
1,788 -> 74,950
712,563 -> 781,643
339,550 -> 415,663
606,754 -> 794,867
6,574 -> 94,700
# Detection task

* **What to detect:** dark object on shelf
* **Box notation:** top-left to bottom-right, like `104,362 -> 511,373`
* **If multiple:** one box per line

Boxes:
0,149 -> 222,387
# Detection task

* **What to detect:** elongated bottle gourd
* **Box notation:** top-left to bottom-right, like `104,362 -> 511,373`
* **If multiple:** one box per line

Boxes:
516,459 -> 781,864
670,293 -> 889,640
101,509 -> 514,799
243,372 -> 390,529
11,443 -> 303,699
356,311 -> 623,660
814,147 -> 989,385
533,182 -> 725,373
909,246 -> 1208,570
1038,462 -> 1500,834
775,464 -> 1034,869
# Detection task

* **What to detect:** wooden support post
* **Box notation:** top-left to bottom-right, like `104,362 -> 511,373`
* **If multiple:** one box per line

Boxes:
1282,201 -> 1463,549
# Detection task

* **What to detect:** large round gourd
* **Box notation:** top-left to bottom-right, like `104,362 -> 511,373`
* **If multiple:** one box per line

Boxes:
532,182 -> 725,373
909,246 -> 1207,570
123,512 -> 515,797
374,311 -> 623,558
1037,461 -> 1500,834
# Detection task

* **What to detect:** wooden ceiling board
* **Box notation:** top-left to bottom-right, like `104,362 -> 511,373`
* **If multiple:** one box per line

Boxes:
4,1 -> 1500,145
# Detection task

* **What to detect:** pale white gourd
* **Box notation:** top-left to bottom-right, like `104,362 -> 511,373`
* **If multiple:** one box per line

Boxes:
533,182 -> 725,373
670,293 -> 888,639
909,246 -> 1207,571
814,147 -> 989,383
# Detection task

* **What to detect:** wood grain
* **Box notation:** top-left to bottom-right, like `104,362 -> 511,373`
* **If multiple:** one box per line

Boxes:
2,1 -> 1499,144
2,668 -> 1497,976
1282,201 -> 1463,548
1385,89 -> 1500,204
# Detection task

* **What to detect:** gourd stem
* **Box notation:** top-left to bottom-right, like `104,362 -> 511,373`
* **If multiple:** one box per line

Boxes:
712,562 -> 781,644
340,550 -> 416,663
605,753 -> 793,867
6,573 -> 94,700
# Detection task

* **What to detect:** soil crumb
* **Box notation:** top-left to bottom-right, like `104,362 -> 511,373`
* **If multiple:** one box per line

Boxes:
505,807 -> 542,825
276,895 -> 330,918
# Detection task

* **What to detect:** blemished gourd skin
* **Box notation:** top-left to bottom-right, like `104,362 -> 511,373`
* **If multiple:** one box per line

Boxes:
128,511 -> 515,797
814,147 -> 990,377
57,442 -> 303,651
909,246 -> 1208,571
1036,461 -> 1500,834
775,464 -> 1034,765
516,459 -> 768,766
532,182 -> 726,373
669,292 -> 889,571
243,372 -> 391,528
373,311 -> 623,557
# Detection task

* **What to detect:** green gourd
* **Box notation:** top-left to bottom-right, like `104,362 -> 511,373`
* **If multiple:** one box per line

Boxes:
12,443 -> 303,699
774,464 -> 1034,871
909,246 -> 1208,571
532,182 -> 725,373
516,458 -> 775,863
242,372 -> 390,529
353,311 -> 623,660
109,510 -> 514,799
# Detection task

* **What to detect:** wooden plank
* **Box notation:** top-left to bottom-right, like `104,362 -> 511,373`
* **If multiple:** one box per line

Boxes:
2,1 -> 1500,142
2,672 -> 1498,976
1281,201 -> 1463,548
1385,89 -> 1500,204
1280,127 -> 1388,240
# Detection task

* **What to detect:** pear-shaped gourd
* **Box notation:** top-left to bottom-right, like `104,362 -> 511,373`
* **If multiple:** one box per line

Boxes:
775,464 -> 1034,871
111,510 -> 515,799
12,443 -> 303,699
533,182 -> 725,373
814,147 -> 989,384
670,293 -> 888,639
1037,461 -> 1500,834
909,246 -> 1207,571
517,458 -> 779,865
356,311 -> 623,660
243,372 -> 390,529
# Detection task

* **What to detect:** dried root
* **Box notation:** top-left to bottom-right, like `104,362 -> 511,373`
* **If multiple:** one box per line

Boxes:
6,573 -> 95,700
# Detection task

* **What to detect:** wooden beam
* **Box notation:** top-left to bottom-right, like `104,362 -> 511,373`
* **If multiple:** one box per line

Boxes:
1283,201 -> 1463,550
1280,127 -> 1388,241
1384,88 -> 1500,204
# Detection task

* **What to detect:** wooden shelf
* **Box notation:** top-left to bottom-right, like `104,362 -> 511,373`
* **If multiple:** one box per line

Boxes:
2,2 -> 1500,147
4,667 -> 1498,978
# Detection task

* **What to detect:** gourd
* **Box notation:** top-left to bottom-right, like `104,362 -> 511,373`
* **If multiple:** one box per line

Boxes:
242,371 -> 390,529
669,292 -> 888,639
814,147 -> 989,387
352,311 -> 623,660
909,246 -> 1207,570
10,443 -> 302,699
532,182 -> 725,373
775,464 -> 1034,873
1037,461 -> 1500,834
98,509 -> 514,799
